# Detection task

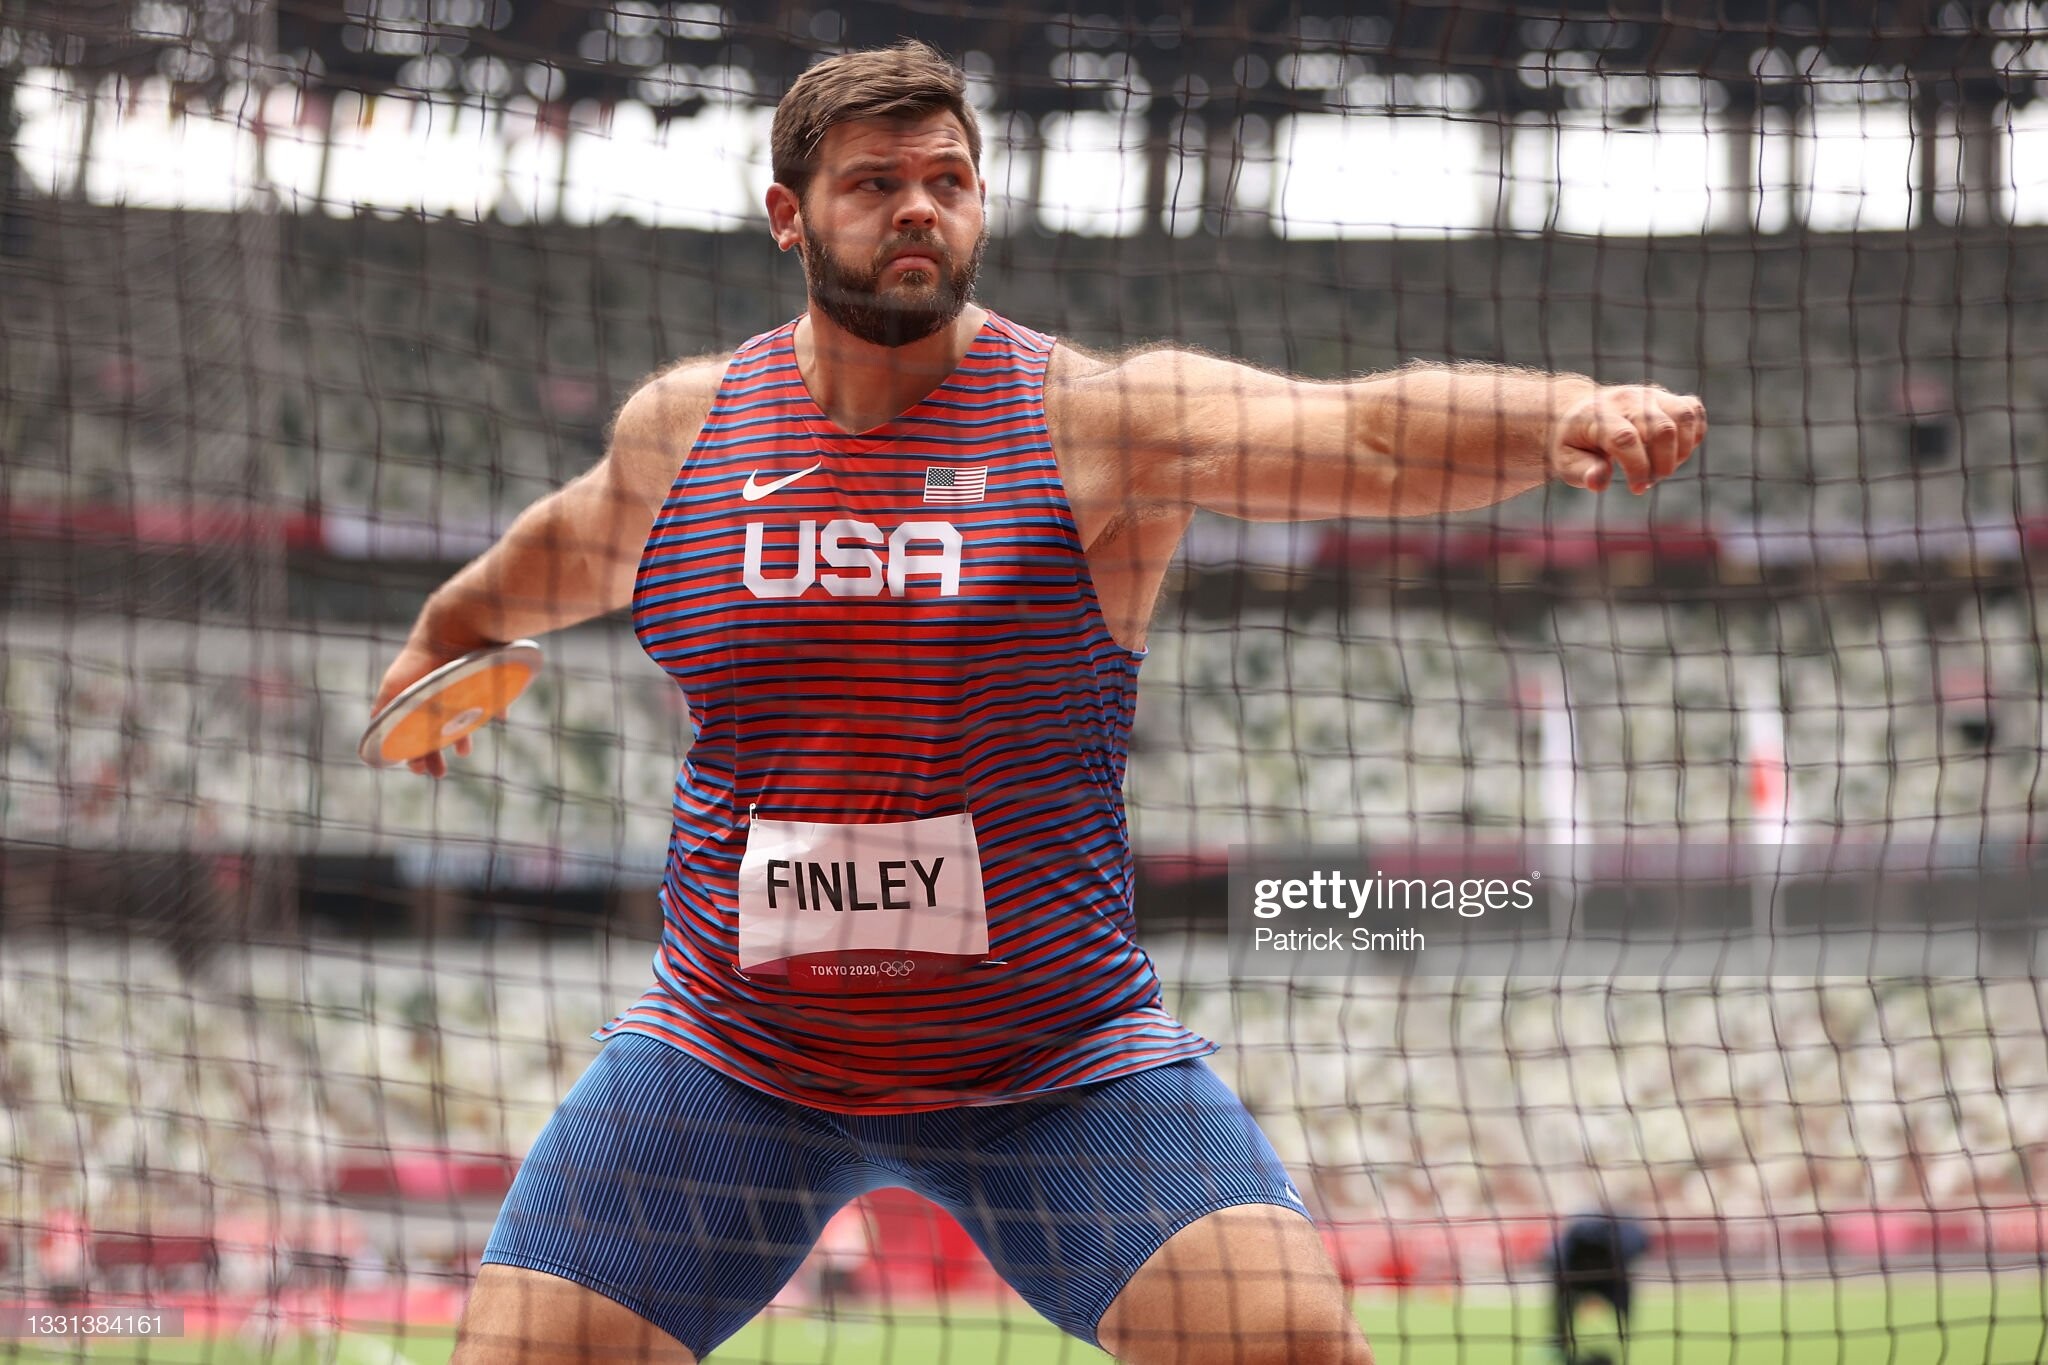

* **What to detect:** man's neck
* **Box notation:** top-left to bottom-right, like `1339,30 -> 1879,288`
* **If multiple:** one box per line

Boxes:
794,304 -> 988,436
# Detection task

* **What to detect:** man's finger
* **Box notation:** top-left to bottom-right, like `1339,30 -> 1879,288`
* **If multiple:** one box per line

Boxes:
1675,395 -> 1708,462
1653,391 -> 1708,473
373,678 -> 413,715
1554,450 -> 1612,491
1644,411 -> 1682,482
1589,404 -> 1651,492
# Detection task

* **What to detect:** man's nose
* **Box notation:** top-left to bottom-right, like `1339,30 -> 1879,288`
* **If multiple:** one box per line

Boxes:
893,189 -> 938,231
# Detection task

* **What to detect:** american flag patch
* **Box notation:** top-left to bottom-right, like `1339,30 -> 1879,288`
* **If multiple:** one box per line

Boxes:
923,465 -> 988,504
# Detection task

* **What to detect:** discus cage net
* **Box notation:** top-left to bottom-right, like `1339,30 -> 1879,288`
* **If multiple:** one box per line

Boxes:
3,2 -> 2048,1362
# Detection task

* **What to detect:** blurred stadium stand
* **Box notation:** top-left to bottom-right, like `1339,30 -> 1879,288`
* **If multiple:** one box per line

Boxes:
6,207 -> 2045,534
0,938 -> 2043,1293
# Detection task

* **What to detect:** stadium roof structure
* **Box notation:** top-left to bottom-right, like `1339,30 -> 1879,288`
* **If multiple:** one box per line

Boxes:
2,0 -> 2042,116
5,1 -> 2042,233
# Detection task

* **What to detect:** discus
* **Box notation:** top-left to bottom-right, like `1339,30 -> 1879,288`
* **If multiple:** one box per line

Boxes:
358,640 -> 543,768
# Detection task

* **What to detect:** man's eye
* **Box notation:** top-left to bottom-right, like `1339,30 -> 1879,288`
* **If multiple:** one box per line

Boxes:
859,178 -> 889,192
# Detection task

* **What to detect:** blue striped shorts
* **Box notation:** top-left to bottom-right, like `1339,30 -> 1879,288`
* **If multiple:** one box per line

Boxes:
481,1031 -> 1307,1357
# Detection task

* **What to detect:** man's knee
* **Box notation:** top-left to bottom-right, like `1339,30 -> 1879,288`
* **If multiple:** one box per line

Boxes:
452,1264 -> 698,1365
1098,1205 -> 1373,1365
1109,1318 -> 1365,1365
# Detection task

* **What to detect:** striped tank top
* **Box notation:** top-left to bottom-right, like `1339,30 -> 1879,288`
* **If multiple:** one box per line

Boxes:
597,312 -> 1214,1113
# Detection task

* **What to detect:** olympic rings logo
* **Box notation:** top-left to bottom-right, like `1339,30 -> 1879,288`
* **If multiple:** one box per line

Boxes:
879,959 -> 915,978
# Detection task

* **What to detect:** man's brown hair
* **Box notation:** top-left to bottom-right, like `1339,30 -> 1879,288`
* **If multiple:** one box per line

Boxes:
771,40 -> 982,199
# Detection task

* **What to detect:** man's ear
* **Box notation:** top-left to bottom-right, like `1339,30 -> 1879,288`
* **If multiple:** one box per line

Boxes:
766,183 -> 803,253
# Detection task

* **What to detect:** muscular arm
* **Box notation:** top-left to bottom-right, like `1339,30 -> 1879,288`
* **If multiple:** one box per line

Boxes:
375,355 -> 723,773
406,359 -> 722,648
1046,345 -> 1706,534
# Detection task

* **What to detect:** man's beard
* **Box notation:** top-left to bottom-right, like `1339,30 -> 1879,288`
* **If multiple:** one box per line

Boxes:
799,227 -> 986,348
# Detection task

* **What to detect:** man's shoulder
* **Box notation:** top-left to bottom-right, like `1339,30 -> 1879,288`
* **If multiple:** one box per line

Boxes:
1044,336 -> 1124,385
1045,339 -> 1222,387
621,352 -> 734,439
649,351 -> 735,407
1043,341 -> 1207,441
1041,342 -> 1123,459
977,309 -> 1058,357
601,352 -> 736,500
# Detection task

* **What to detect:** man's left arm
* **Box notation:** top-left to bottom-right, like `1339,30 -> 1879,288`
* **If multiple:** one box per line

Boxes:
1050,347 -> 1706,522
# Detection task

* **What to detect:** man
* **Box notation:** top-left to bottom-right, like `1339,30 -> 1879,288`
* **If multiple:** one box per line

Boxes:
378,40 -> 1704,1365
1550,1213 -> 1652,1364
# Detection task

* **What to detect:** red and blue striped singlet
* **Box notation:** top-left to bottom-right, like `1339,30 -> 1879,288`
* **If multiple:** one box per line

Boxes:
596,313 -> 1214,1113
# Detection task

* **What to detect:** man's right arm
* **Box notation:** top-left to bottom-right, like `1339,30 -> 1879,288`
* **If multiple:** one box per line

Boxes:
374,356 -> 724,775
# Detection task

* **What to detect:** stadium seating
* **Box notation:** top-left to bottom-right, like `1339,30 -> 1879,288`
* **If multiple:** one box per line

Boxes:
1,936 -> 2041,1266
8,589 -> 2047,857
7,206 -> 2047,536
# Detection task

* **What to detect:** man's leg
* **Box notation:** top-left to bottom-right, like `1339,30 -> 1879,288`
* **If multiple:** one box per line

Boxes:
453,1265 -> 697,1365
904,1058 -> 1372,1365
1096,1204 -> 1371,1365
459,1032 -> 862,1364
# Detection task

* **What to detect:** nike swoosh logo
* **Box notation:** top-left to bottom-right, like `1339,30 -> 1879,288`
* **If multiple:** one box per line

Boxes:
741,462 -> 822,501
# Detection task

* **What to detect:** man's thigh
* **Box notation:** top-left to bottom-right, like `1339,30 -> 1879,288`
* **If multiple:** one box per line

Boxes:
1098,1204 -> 1372,1365
453,1264 -> 697,1365
477,1032 -> 863,1360
913,1058 -> 1350,1357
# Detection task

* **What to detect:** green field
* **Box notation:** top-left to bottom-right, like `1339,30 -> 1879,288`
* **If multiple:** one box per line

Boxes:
11,1275 -> 2046,1365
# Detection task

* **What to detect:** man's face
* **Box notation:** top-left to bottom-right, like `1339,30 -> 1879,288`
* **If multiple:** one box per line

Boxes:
785,110 -> 987,348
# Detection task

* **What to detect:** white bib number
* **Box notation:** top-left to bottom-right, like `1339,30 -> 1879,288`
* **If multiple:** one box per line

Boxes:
737,810 -> 989,987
